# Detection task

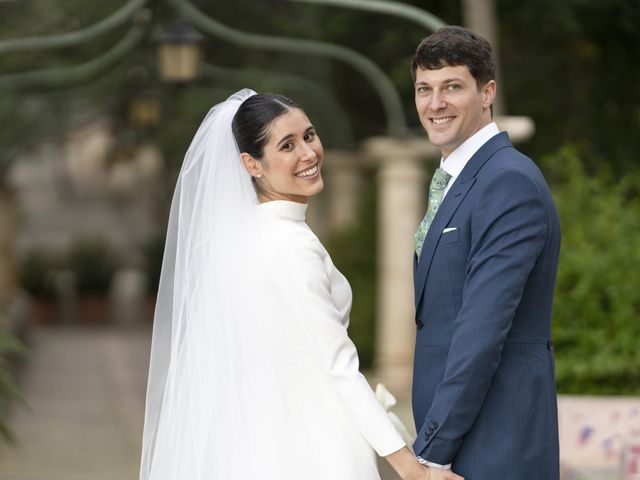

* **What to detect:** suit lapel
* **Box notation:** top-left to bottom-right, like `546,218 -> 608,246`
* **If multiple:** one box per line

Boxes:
413,132 -> 512,313
413,179 -> 474,312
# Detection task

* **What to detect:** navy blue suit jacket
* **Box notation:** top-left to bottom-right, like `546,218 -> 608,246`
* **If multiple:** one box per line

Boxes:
412,132 -> 560,479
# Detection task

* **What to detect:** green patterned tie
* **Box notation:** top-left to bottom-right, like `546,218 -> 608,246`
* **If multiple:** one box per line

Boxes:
414,167 -> 452,259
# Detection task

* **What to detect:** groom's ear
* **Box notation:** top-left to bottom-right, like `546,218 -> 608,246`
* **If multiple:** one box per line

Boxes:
240,152 -> 263,178
481,80 -> 497,110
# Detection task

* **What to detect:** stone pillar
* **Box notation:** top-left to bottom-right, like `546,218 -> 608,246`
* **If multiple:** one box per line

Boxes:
323,150 -> 363,233
0,189 -> 17,310
306,195 -> 329,242
495,115 -> 535,143
462,0 -> 505,116
307,151 -> 362,242
110,267 -> 148,326
363,137 -> 439,397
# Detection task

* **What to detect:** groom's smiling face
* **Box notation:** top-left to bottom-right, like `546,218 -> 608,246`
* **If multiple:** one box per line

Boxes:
415,64 -> 496,159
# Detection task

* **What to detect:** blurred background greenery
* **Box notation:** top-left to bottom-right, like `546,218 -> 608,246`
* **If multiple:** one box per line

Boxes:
1,1 -> 639,435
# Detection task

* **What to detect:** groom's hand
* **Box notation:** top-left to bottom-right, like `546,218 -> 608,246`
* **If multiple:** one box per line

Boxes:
384,446 -> 464,480
428,467 -> 464,480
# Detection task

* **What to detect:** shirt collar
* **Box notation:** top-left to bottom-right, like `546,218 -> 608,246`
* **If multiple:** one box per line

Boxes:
440,122 -> 500,179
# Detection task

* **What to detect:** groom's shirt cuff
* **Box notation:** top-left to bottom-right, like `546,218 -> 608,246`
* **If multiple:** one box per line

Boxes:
417,456 -> 452,470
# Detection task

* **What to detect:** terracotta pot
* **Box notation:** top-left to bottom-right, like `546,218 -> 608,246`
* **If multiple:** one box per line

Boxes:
30,298 -> 57,325
77,295 -> 108,324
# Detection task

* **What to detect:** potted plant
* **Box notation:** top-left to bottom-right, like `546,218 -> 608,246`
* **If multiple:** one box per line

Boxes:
67,237 -> 120,324
18,250 -> 58,325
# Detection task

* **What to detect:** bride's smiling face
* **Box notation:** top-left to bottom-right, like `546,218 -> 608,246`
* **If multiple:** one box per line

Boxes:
245,108 -> 324,204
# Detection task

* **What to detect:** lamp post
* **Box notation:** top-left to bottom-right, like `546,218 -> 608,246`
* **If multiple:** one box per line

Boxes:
157,19 -> 204,83
128,90 -> 161,130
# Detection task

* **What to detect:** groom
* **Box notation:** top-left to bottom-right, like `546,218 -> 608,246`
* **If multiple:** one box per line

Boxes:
410,26 -> 560,479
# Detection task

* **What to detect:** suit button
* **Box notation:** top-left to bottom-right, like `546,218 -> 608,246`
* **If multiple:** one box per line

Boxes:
430,421 -> 438,429
417,320 -> 424,330
547,340 -> 554,351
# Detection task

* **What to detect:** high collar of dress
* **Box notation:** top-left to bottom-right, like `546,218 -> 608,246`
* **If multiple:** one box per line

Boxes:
257,200 -> 307,221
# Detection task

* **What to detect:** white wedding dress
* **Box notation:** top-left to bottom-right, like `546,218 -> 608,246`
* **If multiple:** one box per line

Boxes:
139,90 -> 405,480
245,200 -> 405,478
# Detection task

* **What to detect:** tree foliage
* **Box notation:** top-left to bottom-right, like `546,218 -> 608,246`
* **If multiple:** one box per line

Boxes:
1,0 -> 639,394
497,0 -> 640,171
0,321 -> 26,445
544,145 -> 640,394
1,0 -> 638,175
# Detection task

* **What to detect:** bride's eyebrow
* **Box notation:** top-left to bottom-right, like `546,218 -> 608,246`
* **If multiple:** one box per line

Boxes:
276,134 -> 294,148
276,125 -> 315,147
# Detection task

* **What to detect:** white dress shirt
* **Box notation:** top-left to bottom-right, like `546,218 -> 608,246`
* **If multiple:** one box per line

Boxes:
441,122 -> 501,199
417,121 -> 500,471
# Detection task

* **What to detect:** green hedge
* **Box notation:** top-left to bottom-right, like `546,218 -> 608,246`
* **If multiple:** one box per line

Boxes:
325,146 -> 640,394
325,176 -> 378,369
19,250 -> 58,299
546,146 -> 640,394
67,237 -> 120,296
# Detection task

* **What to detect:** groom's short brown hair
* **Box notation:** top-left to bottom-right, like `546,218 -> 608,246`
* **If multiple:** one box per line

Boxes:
411,26 -> 496,89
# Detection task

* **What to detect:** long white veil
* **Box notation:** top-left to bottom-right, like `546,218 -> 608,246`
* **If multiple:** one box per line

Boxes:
139,89 -> 259,479
139,88 -> 402,480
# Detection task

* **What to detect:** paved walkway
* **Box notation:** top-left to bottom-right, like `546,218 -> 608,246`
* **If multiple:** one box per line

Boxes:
0,326 -> 151,480
14,326 -> 640,480
0,326 -> 405,480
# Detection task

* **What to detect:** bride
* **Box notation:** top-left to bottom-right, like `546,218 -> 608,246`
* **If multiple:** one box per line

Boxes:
139,89 -> 462,480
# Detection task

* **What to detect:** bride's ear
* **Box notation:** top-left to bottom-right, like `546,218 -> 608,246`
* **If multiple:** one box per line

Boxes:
240,152 -> 263,178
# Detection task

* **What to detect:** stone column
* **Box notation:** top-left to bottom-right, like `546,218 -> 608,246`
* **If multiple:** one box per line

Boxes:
322,150 -> 363,233
363,137 -> 439,397
462,0 -> 506,115
306,195 -> 329,242
495,115 -> 535,143
110,267 -> 148,326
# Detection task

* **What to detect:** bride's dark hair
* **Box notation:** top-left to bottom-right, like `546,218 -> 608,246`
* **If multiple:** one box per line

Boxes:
231,93 -> 300,159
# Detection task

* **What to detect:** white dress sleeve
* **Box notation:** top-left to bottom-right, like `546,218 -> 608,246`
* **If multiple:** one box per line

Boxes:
264,227 -> 406,457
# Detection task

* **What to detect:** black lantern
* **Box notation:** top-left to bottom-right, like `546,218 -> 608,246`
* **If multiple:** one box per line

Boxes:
157,20 -> 204,83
